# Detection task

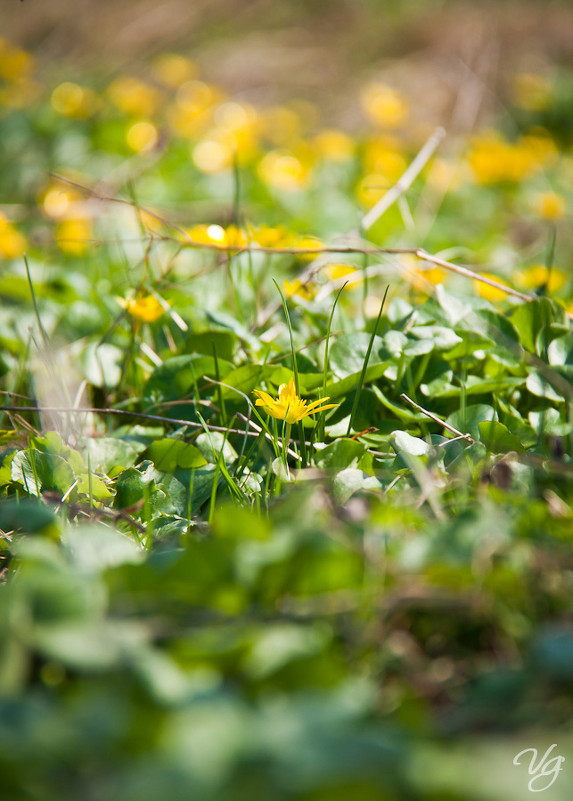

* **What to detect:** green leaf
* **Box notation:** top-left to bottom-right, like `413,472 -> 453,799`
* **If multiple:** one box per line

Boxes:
63,523 -> 143,571
220,363 -> 264,400
477,420 -> 525,454
409,324 -> 462,351
330,333 -> 383,377
146,439 -> 207,472
10,450 -> 75,497
526,372 -> 567,402
547,331 -> 573,369
510,297 -> 565,353
332,468 -> 381,504
113,466 -> 153,509
0,498 -> 57,534
183,330 -> 236,361
85,437 -> 140,474
446,404 -> 496,441
314,439 -> 366,470
195,432 -> 238,464
390,431 -> 431,456
144,354 -> 231,404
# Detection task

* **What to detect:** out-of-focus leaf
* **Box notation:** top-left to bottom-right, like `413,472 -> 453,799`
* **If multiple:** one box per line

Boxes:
478,420 -> 525,454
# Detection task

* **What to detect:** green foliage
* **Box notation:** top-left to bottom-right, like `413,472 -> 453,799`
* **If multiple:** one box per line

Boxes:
1,24 -> 573,801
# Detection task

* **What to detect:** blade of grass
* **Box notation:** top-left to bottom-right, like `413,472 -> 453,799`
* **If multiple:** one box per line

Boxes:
318,281 -> 347,441
273,278 -> 307,467
346,285 -> 389,437
211,342 -> 227,426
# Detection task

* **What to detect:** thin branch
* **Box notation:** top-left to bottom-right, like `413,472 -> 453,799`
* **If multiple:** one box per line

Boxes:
400,393 -> 474,443
362,126 -> 446,230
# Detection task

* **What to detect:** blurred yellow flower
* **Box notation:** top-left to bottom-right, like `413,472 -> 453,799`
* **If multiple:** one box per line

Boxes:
0,38 -> 33,83
126,121 -> 159,153
399,256 -> 446,293
254,378 -> 338,424
532,191 -> 566,220
118,294 -> 166,323
360,83 -> 408,128
512,73 -> 552,111
192,136 -> 234,172
426,157 -> 463,191
168,80 -> 221,138
315,129 -> 354,161
152,54 -> 197,88
42,185 -> 83,219
186,224 -> 247,248
51,82 -> 99,118
248,224 -> 293,248
55,218 -> 92,256
260,106 -> 302,147
468,131 -> 557,184
283,278 -> 315,301
515,264 -> 566,294
324,263 -> 362,287
474,272 -> 511,302
107,77 -> 160,118
258,150 -> 311,191
0,212 -> 27,259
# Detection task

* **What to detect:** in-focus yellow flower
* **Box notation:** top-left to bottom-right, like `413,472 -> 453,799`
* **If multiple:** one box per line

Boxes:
532,191 -> 566,220
254,378 -> 339,424
118,294 -> 166,323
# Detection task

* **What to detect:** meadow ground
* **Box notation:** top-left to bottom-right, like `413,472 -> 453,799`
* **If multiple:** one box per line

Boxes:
1,2 -> 573,799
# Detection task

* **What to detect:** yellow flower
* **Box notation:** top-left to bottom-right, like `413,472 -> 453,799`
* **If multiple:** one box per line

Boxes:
118,294 -> 166,323
107,76 -> 160,118
0,212 -> 27,258
258,150 -> 311,191
283,278 -> 315,301
324,263 -> 362,288
314,129 -> 354,161
254,378 -> 338,425
126,121 -> 158,153
474,272 -> 511,303
360,83 -> 408,128
55,218 -> 92,256
0,38 -> 33,83
532,191 -> 566,220
515,264 -> 566,294
51,82 -> 99,118
152,54 -> 197,88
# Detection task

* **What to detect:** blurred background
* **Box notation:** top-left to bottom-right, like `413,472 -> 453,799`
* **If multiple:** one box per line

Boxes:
5,0 -> 573,130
